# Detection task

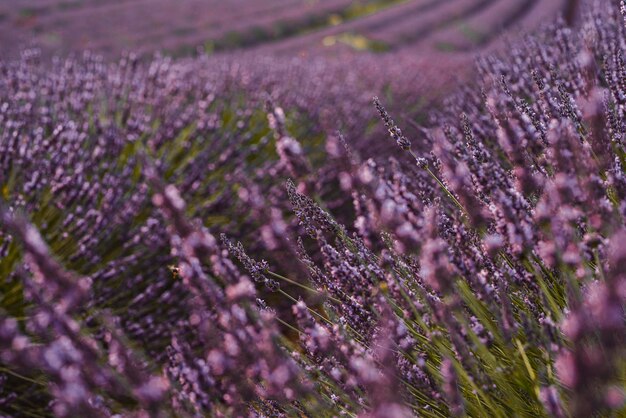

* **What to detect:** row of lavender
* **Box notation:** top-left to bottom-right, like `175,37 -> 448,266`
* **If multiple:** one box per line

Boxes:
0,37 -> 454,416
0,2 -> 625,417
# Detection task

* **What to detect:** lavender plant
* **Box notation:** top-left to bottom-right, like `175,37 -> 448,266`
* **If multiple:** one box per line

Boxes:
0,1 -> 625,417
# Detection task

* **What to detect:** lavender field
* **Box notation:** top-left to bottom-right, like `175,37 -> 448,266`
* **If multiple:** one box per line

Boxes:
0,0 -> 625,417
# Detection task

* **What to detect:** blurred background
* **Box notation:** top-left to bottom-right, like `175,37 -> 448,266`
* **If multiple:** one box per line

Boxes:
0,0 -> 576,60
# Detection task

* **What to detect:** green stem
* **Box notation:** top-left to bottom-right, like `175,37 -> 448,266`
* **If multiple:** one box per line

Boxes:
275,317 -> 304,336
267,270 -> 342,304
407,149 -> 467,215
0,367 -> 46,386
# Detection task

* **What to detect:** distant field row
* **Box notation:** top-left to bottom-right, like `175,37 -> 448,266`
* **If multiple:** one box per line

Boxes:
0,0 -> 572,59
